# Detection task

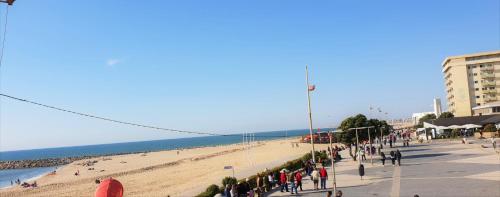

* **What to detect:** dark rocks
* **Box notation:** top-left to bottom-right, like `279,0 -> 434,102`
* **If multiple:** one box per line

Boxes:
0,156 -> 93,170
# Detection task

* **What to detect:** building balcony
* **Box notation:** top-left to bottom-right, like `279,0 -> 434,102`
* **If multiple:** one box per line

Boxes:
480,66 -> 494,71
482,89 -> 497,94
484,97 -> 498,102
482,81 -> 496,86
480,73 -> 495,78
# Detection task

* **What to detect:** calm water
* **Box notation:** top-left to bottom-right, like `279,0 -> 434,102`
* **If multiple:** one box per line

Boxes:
0,129 -> 316,188
0,167 -> 58,189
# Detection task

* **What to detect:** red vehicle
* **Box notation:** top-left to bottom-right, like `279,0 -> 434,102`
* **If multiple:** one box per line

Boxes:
301,131 -> 332,144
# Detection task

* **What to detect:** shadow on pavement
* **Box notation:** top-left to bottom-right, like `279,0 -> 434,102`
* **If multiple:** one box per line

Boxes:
403,153 -> 449,159
399,148 -> 430,153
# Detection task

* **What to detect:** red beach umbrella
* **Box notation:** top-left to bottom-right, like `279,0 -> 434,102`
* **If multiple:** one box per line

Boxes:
95,178 -> 124,197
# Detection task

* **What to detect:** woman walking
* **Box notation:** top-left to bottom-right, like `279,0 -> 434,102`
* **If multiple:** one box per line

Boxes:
288,171 -> 297,194
396,149 -> 402,166
311,167 -> 320,190
380,152 -> 386,166
390,150 -> 396,166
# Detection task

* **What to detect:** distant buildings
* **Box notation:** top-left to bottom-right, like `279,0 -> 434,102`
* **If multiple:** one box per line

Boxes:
412,112 -> 434,125
442,50 -> 500,116
433,98 -> 442,117
411,98 -> 443,125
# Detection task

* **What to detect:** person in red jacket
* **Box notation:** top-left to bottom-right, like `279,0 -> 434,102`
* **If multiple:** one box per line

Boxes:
280,170 -> 288,192
295,171 -> 303,191
319,166 -> 328,189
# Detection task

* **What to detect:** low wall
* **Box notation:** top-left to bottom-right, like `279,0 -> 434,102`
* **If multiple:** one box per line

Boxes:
474,132 -> 497,138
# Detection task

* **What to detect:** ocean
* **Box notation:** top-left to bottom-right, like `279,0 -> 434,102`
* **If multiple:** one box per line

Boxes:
0,129 -> 316,188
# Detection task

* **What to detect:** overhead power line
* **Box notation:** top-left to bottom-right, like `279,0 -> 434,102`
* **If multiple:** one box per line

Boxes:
0,93 -> 234,136
0,5 -> 9,70
0,93 -> 294,138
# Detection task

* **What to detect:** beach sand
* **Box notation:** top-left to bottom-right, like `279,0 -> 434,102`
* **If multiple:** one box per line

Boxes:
0,138 -> 331,197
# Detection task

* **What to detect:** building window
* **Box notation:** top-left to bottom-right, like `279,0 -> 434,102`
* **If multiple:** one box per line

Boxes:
493,107 -> 500,113
475,88 -> 479,91
476,96 -> 480,98
477,103 -> 481,106
474,81 -> 478,84
474,73 -> 477,76
468,65 -> 471,69
473,65 -> 477,68
480,64 -> 484,68
490,87 -> 496,90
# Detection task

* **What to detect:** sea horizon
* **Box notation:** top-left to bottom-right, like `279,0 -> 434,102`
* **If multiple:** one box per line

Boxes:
0,128 -> 331,162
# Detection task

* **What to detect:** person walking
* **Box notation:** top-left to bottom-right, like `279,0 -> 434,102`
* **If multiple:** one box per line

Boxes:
288,171 -> 297,194
264,174 -> 271,192
360,148 -> 366,161
230,184 -> 238,197
267,173 -> 274,188
380,152 -> 386,166
225,184 -> 232,197
390,150 -> 396,166
295,171 -> 303,191
319,166 -> 328,189
396,149 -> 402,166
311,167 -> 320,190
256,174 -> 262,193
280,170 -> 289,192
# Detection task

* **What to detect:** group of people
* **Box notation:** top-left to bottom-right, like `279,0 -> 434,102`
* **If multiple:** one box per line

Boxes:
10,178 -> 37,188
224,180 -> 253,197
384,135 -> 398,148
358,143 -> 377,161
279,166 -> 336,195
222,146 -> 345,197
10,179 -> 37,188
380,149 -> 402,166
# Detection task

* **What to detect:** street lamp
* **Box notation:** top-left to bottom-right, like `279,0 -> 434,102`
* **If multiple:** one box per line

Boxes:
328,130 -> 337,195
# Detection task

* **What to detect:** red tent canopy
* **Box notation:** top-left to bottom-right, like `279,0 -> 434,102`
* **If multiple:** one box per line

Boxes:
95,178 -> 123,197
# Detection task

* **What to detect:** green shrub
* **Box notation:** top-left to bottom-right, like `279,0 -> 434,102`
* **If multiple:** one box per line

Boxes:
196,184 -> 220,197
197,151 -> 332,197
222,176 -> 237,187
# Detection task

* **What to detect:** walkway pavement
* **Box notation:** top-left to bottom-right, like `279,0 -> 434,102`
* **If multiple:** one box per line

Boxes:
267,139 -> 500,197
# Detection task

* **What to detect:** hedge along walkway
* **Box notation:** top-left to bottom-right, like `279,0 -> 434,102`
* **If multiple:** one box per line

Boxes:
266,147 -> 388,197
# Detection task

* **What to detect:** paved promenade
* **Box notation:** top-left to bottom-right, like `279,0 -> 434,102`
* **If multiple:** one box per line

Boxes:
267,140 -> 500,197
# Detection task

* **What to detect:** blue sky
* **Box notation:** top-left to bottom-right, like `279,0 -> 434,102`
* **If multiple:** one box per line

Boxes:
0,0 -> 499,151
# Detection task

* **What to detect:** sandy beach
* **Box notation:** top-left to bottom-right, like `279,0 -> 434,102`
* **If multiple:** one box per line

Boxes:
0,138 -> 331,197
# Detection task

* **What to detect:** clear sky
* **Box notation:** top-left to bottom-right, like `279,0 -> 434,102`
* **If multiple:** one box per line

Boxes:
0,1 -> 499,151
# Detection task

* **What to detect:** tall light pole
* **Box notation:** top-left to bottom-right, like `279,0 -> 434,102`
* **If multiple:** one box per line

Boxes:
380,126 -> 385,150
305,65 -> 316,163
368,127 -> 373,165
329,130 -> 337,194
348,128 -> 361,165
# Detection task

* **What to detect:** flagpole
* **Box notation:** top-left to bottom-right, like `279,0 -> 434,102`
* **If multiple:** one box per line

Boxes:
306,65 -> 316,163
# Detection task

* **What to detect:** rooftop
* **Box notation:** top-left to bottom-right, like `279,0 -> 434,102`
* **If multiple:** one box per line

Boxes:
424,115 -> 500,127
441,50 -> 500,67
472,101 -> 500,110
